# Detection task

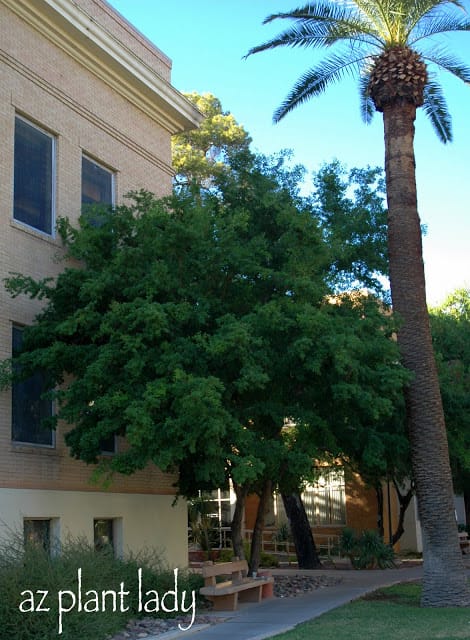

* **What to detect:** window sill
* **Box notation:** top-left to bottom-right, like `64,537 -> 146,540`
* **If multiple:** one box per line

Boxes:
11,443 -> 58,457
10,219 -> 60,245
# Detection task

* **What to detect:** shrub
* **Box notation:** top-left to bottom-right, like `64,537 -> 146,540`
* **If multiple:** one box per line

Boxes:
0,532 -> 203,640
259,552 -> 279,568
339,528 -> 395,569
272,521 -> 292,551
218,547 -> 236,563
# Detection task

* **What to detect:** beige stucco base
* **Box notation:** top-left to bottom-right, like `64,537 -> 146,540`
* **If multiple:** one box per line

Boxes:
0,488 -> 188,567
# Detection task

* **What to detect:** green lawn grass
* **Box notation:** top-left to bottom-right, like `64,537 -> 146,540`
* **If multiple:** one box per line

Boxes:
270,583 -> 470,640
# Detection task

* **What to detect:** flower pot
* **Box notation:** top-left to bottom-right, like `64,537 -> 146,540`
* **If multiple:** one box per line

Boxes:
258,570 -> 274,598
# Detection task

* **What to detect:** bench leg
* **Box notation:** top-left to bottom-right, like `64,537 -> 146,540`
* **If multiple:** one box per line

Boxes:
238,585 -> 263,604
207,592 -> 238,611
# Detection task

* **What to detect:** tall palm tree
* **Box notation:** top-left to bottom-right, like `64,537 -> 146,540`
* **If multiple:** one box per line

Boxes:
246,0 -> 470,607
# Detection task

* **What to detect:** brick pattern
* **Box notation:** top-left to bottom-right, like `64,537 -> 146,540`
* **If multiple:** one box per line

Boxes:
0,0 -> 180,496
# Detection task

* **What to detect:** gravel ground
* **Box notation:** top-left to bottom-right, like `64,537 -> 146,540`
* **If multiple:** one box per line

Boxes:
109,573 -> 343,639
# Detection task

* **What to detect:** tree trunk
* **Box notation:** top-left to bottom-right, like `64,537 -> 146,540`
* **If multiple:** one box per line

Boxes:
249,479 -> 272,575
375,483 -> 385,539
282,492 -> 322,569
391,478 -> 414,546
383,102 -> 470,605
231,482 -> 247,561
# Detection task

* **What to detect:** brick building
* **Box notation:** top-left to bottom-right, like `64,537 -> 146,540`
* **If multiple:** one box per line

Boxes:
0,0 -> 201,566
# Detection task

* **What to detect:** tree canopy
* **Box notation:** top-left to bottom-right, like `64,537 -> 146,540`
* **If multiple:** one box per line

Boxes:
311,160 -> 389,296
172,92 -> 251,189
1,150 -> 407,503
430,289 -> 470,500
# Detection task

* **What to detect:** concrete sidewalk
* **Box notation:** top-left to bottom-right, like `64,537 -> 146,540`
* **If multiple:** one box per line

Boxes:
155,565 -> 424,640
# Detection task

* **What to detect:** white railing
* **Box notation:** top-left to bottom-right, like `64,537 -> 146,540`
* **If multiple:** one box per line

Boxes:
243,529 -> 340,557
188,526 -> 341,556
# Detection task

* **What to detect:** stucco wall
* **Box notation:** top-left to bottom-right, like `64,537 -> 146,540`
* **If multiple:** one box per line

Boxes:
0,488 -> 188,566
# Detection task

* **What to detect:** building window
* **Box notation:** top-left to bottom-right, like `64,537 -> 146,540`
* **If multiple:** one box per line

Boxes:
82,156 -> 114,206
14,116 -> 55,235
94,519 -> 113,551
12,326 -> 54,446
302,469 -> 346,526
189,487 -> 234,549
94,518 -> 122,555
24,519 -> 50,552
100,434 -> 117,455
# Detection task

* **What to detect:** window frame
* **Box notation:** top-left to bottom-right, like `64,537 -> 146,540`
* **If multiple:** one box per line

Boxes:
23,518 -> 60,555
13,115 -> 56,237
93,518 -> 122,557
100,434 -> 117,456
302,469 -> 347,526
23,518 -> 51,553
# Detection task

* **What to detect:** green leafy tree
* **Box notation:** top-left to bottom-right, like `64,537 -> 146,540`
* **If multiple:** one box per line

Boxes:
1,151 -> 333,561
430,288 -> 470,525
1,149 -> 408,574
246,0 -> 470,606
173,94 -> 399,568
172,92 -> 251,189
311,160 -> 388,295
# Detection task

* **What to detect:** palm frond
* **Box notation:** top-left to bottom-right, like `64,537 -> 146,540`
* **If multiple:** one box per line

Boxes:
245,2 -> 386,58
409,0 -> 466,20
410,14 -> 470,44
422,47 -> 470,82
354,0 -> 396,42
422,77 -> 452,143
358,68 -> 376,124
273,50 -> 368,123
245,20 -> 377,58
261,2 -> 361,26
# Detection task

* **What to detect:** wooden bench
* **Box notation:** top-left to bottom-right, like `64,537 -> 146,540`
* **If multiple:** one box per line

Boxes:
458,531 -> 469,554
199,558 -> 274,611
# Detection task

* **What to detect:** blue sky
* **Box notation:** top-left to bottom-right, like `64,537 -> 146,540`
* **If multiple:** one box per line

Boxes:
107,0 -> 469,306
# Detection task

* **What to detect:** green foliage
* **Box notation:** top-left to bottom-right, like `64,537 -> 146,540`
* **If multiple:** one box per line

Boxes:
217,548 -> 236,563
1,144 -> 409,504
172,92 -> 251,188
0,533 -> 203,640
259,552 -> 280,568
430,288 -> 470,495
311,161 -> 389,296
272,521 -> 292,550
340,528 -> 395,569
188,497 -> 218,552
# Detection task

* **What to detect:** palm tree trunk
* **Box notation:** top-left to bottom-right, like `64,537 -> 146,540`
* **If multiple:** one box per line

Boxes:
382,102 -> 470,606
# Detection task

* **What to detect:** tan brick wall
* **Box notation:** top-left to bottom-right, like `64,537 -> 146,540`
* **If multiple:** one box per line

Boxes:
0,0 -> 184,496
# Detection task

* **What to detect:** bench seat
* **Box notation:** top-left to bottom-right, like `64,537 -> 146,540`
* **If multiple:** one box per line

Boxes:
199,558 -> 273,611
